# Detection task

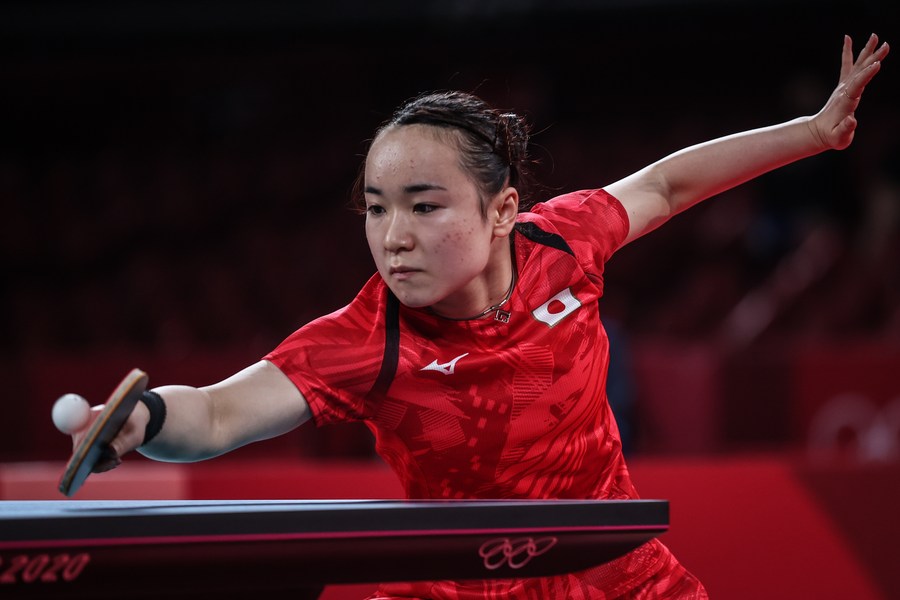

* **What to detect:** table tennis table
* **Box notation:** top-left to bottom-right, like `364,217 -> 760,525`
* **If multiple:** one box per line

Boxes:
0,499 -> 668,599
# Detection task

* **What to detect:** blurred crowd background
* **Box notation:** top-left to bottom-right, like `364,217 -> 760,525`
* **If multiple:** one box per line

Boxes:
1,0 -> 898,462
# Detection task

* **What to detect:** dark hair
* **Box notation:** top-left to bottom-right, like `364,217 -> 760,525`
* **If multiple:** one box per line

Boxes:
355,91 -> 536,214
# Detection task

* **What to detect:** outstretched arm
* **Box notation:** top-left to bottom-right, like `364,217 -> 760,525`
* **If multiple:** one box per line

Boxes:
74,360 -> 312,471
135,360 -> 312,463
605,34 -> 890,246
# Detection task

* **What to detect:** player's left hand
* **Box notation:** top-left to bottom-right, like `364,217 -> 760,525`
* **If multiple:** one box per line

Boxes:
808,33 -> 889,151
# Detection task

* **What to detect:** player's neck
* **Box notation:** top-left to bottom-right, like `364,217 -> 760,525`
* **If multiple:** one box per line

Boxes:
430,236 -> 516,322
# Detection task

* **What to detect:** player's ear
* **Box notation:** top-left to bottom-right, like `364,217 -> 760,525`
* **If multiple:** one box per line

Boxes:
491,186 -> 519,236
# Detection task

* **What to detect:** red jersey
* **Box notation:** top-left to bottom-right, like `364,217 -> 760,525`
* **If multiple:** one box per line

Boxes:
265,189 -> 705,598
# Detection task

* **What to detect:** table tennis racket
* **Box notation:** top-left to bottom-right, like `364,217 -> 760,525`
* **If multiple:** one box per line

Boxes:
58,368 -> 148,497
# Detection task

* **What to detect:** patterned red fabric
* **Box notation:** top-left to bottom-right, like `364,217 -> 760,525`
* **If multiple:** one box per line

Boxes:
368,542 -> 706,599
265,189 -> 707,598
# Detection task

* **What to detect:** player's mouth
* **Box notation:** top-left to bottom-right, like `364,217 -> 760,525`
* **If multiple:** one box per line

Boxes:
389,265 -> 421,281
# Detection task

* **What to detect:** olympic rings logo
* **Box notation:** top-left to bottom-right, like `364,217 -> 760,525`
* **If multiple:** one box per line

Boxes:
478,537 -> 558,570
808,393 -> 900,462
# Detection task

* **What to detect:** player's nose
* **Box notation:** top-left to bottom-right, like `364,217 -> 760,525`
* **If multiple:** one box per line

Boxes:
383,213 -> 414,252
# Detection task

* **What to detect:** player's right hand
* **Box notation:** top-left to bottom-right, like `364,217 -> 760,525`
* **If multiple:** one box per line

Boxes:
69,402 -> 150,473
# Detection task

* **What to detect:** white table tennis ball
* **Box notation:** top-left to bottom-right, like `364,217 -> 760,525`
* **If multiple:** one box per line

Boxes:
52,393 -> 92,434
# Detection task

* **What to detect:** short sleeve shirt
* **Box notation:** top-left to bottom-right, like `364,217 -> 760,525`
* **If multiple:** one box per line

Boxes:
266,189 -> 636,500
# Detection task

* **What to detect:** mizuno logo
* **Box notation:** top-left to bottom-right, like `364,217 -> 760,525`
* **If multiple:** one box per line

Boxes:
421,353 -> 470,375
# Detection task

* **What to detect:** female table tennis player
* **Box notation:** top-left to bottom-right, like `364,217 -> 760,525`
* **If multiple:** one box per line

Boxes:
68,34 -> 888,599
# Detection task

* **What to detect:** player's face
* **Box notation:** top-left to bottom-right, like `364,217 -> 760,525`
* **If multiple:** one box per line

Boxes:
364,124 -> 515,318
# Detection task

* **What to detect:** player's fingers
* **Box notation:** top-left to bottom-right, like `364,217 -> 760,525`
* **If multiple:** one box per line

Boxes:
92,447 -> 122,473
852,38 -> 888,78
840,35 -> 854,81
853,33 -> 875,64
104,410 -> 146,465
843,35 -> 887,85
861,33 -> 880,60
849,33 -> 879,71
842,59 -> 882,103
71,405 -> 104,450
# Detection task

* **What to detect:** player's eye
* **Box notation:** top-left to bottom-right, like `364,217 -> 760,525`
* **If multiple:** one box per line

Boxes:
413,203 -> 438,214
366,205 -> 386,216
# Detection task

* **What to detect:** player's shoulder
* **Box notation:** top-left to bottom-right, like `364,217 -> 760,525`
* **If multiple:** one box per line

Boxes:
516,188 -> 629,274
516,188 -> 622,243
528,188 -> 626,221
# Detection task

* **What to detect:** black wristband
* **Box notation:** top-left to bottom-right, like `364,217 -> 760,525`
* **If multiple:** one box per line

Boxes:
138,390 -> 167,446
